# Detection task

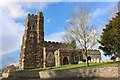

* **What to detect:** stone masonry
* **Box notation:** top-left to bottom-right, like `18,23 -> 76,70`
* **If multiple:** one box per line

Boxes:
19,12 -> 44,69
19,12 -> 101,70
2,66 -> 119,79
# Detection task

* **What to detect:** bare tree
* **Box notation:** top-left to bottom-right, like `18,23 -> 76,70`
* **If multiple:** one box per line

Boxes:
63,6 -> 98,66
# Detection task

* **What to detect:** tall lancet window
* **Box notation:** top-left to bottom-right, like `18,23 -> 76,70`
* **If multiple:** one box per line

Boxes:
74,53 -> 79,63
30,33 -> 34,37
31,38 -> 34,43
47,52 -> 55,66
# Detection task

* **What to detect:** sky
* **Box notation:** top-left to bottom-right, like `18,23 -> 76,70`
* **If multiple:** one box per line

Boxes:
0,0 -> 119,69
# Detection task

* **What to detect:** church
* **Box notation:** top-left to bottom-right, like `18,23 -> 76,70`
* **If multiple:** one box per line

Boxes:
19,12 -> 101,70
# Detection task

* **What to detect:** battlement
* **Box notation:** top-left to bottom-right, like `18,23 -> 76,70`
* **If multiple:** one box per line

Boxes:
27,13 -> 37,22
37,12 -> 43,16
44,41 -> 62,44
28,13 -> 37,17
27,12 -> 43,18
25,12 -> 44,31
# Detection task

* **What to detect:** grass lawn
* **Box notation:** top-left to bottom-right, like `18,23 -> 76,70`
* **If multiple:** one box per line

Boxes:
15,61 -> 120,73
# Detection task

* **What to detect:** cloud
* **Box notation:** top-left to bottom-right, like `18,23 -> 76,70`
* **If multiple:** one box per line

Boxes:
90,3 -> 118,34
44,30 -> 108,61
45,31 -> 64,42
7,3 -> 27,19
0,2 -> 25,55
47,19 -> 50,23
2,50 -> 20,68
1,2 -> 48,56
65,19 -> 70,23
1,1 -> 117,68
93,3 -> 117,20
0,2 -> 48,19
0,2 -> 28,19
1,2 -> 48,68
1,31 -> 65,68
21,2 -> 48,11
1,16 -> 24,56
92,7 -> 110,20
0,0 -> 119,2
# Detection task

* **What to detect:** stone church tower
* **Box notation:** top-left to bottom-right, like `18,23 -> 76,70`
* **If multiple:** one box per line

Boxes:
19,12 -> 44,69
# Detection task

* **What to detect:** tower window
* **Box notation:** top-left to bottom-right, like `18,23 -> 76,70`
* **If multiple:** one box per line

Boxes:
30,33 -> 34,37
31,38 -> 34,43
49,45 -> 53,49
74,53 -> 79,63
30,23 -> 36,30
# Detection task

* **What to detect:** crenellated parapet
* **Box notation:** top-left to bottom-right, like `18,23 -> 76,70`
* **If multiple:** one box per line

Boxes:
44,40 -> 76,51
44,41 -> 62,44
25,12 -> 44,31
28,13 -> 37,16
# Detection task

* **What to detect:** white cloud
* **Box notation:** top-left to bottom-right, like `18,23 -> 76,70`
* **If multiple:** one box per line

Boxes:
45,31 -> 64,42
0,3 -> 25,56
47,19 -> 50,23
65,19 -> 70,23
93,8 -> 107,19
0,8 -> 24,55
0,0 -> 119,2
0,2 -> 48,19
0,2 -> 28,19
1,2 -> 48,68
1,2 -> 48,56
2,51 -> 20,68
1,31 -> 65,68
8,3 -> 27,19
21,2 -> 48,11
0,0 -> 62,2
93,3 -> 118,20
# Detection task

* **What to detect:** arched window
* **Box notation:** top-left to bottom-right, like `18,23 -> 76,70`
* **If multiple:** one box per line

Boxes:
74,53 -> 79,63
49,45 -> 53,49
46,52 -> 55,66
31,23 -> 36,30
30,38 -> 34,43
30,33 -> 34,37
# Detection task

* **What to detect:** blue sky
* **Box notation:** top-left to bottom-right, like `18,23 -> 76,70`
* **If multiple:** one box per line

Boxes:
0,1 -> 119,69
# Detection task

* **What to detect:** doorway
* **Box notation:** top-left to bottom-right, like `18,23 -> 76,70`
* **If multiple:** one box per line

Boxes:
63,57 -> 69,65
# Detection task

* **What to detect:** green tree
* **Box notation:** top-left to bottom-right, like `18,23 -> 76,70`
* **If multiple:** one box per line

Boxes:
98,12 -> 120,57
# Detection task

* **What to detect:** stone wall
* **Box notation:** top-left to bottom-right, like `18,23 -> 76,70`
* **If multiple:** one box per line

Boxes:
2,66 -> 119,79
40,66 -> 119,78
